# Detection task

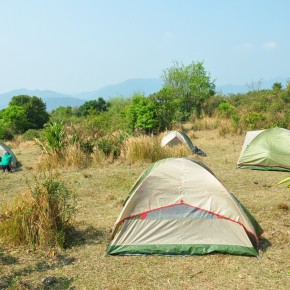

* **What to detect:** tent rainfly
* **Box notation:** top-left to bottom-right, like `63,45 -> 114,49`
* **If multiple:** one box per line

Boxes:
161,131 -> 206,156
106,158 -> 263,256
0,142 -> 19,168
237,127 -> 290,171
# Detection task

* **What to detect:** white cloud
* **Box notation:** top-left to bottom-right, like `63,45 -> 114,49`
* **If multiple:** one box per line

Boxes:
263,41 -> 277,49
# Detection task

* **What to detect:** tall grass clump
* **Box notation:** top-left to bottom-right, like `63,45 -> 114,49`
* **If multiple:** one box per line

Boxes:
64,144 -> 92,168
0,172 -> 77,249
124,135 -> 168,163
36,121 -> 94,170
124,135 -> 190,163
42,121 -> 65,155
218,119 -> 243,137
163,145 -> 190,158
191,116 -> 220,131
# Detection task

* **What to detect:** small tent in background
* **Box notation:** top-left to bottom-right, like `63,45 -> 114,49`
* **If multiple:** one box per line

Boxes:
237,127 -> 290,171
0,142 -> 19,169
161,131 -> 206,156
107,158 -> 263,256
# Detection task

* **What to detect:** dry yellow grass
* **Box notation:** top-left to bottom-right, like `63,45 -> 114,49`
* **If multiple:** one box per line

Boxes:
0,129 -> 289,289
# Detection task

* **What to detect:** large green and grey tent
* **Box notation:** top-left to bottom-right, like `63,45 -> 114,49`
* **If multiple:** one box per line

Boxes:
0,142 -> 19,168
107,158 -> 263,256
237,127 -> 290,171
161,131 -> 206,156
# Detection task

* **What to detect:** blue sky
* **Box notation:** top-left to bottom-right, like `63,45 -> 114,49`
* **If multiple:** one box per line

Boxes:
0,0 -> 289,94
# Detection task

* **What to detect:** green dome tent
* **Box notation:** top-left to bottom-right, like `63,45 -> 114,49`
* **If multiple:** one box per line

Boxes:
237,127 -> 290,171
107,158 -> 263,256
0,142 -> 19,169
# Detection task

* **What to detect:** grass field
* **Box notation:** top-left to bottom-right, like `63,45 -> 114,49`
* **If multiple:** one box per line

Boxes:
0,129 -> 289,289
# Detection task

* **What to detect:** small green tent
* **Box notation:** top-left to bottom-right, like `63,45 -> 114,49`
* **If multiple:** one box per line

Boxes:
0,142 -> 19,168
237,127 -> 290,171
107,158 -> 263,256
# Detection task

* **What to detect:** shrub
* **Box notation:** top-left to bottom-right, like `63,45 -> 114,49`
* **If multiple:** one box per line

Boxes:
242,112 -> 266,130
80,140 -> 94,154
22,129 -> 42,141
218,102 -> 237,119
0,126 -> 15,140
43,121 -> 66,155
0,172 -> 77,249
97,137 -> 119,158
281,90 -> 290,103
124,135 -> 190,163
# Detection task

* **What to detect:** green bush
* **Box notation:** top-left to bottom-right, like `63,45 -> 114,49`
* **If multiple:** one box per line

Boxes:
281,91 -> 290,103
80,140 -> 95,154
97,138 -> 119,158
242,112 -> 266,130
0,126 -> 15,140
43,121 -> 65,155
218,102 -> 237,118
22,129 -> 42,141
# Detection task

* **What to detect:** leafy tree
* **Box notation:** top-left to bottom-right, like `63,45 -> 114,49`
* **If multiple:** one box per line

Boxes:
108,97 -> 130,115
272,82 -> 282,91
106,97 -> 130,131
149,87 -> 178,131
125,94 -> 158,134
26,96 -> 50,129
0,120 -> 15,140
4,95 -> 49,133
78,97 -> 110,116
0,105 -> 30,133
161,60 -> 215,119
9,95 -> 31,106
50,106 -> 79,123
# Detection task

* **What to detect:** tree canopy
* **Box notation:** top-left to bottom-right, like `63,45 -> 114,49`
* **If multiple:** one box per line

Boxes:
125,94 -> 158,134
78,97 -> 110,116
0,95 -> 49,137
162,60 -> 215,119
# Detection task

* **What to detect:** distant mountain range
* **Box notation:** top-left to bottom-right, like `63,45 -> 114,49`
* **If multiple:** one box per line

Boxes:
0,89 -> 86,112
0,79 -> 164,112
73,78 -> 164,100
216,77 -> 288,95
0,77 -> 288,112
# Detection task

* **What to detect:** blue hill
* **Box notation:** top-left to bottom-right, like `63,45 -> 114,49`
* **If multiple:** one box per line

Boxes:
0,89 -> 86,112
73,78 -> 164,100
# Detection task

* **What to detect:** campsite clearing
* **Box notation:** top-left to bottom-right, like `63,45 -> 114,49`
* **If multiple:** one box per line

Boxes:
0,129 -> 289,289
